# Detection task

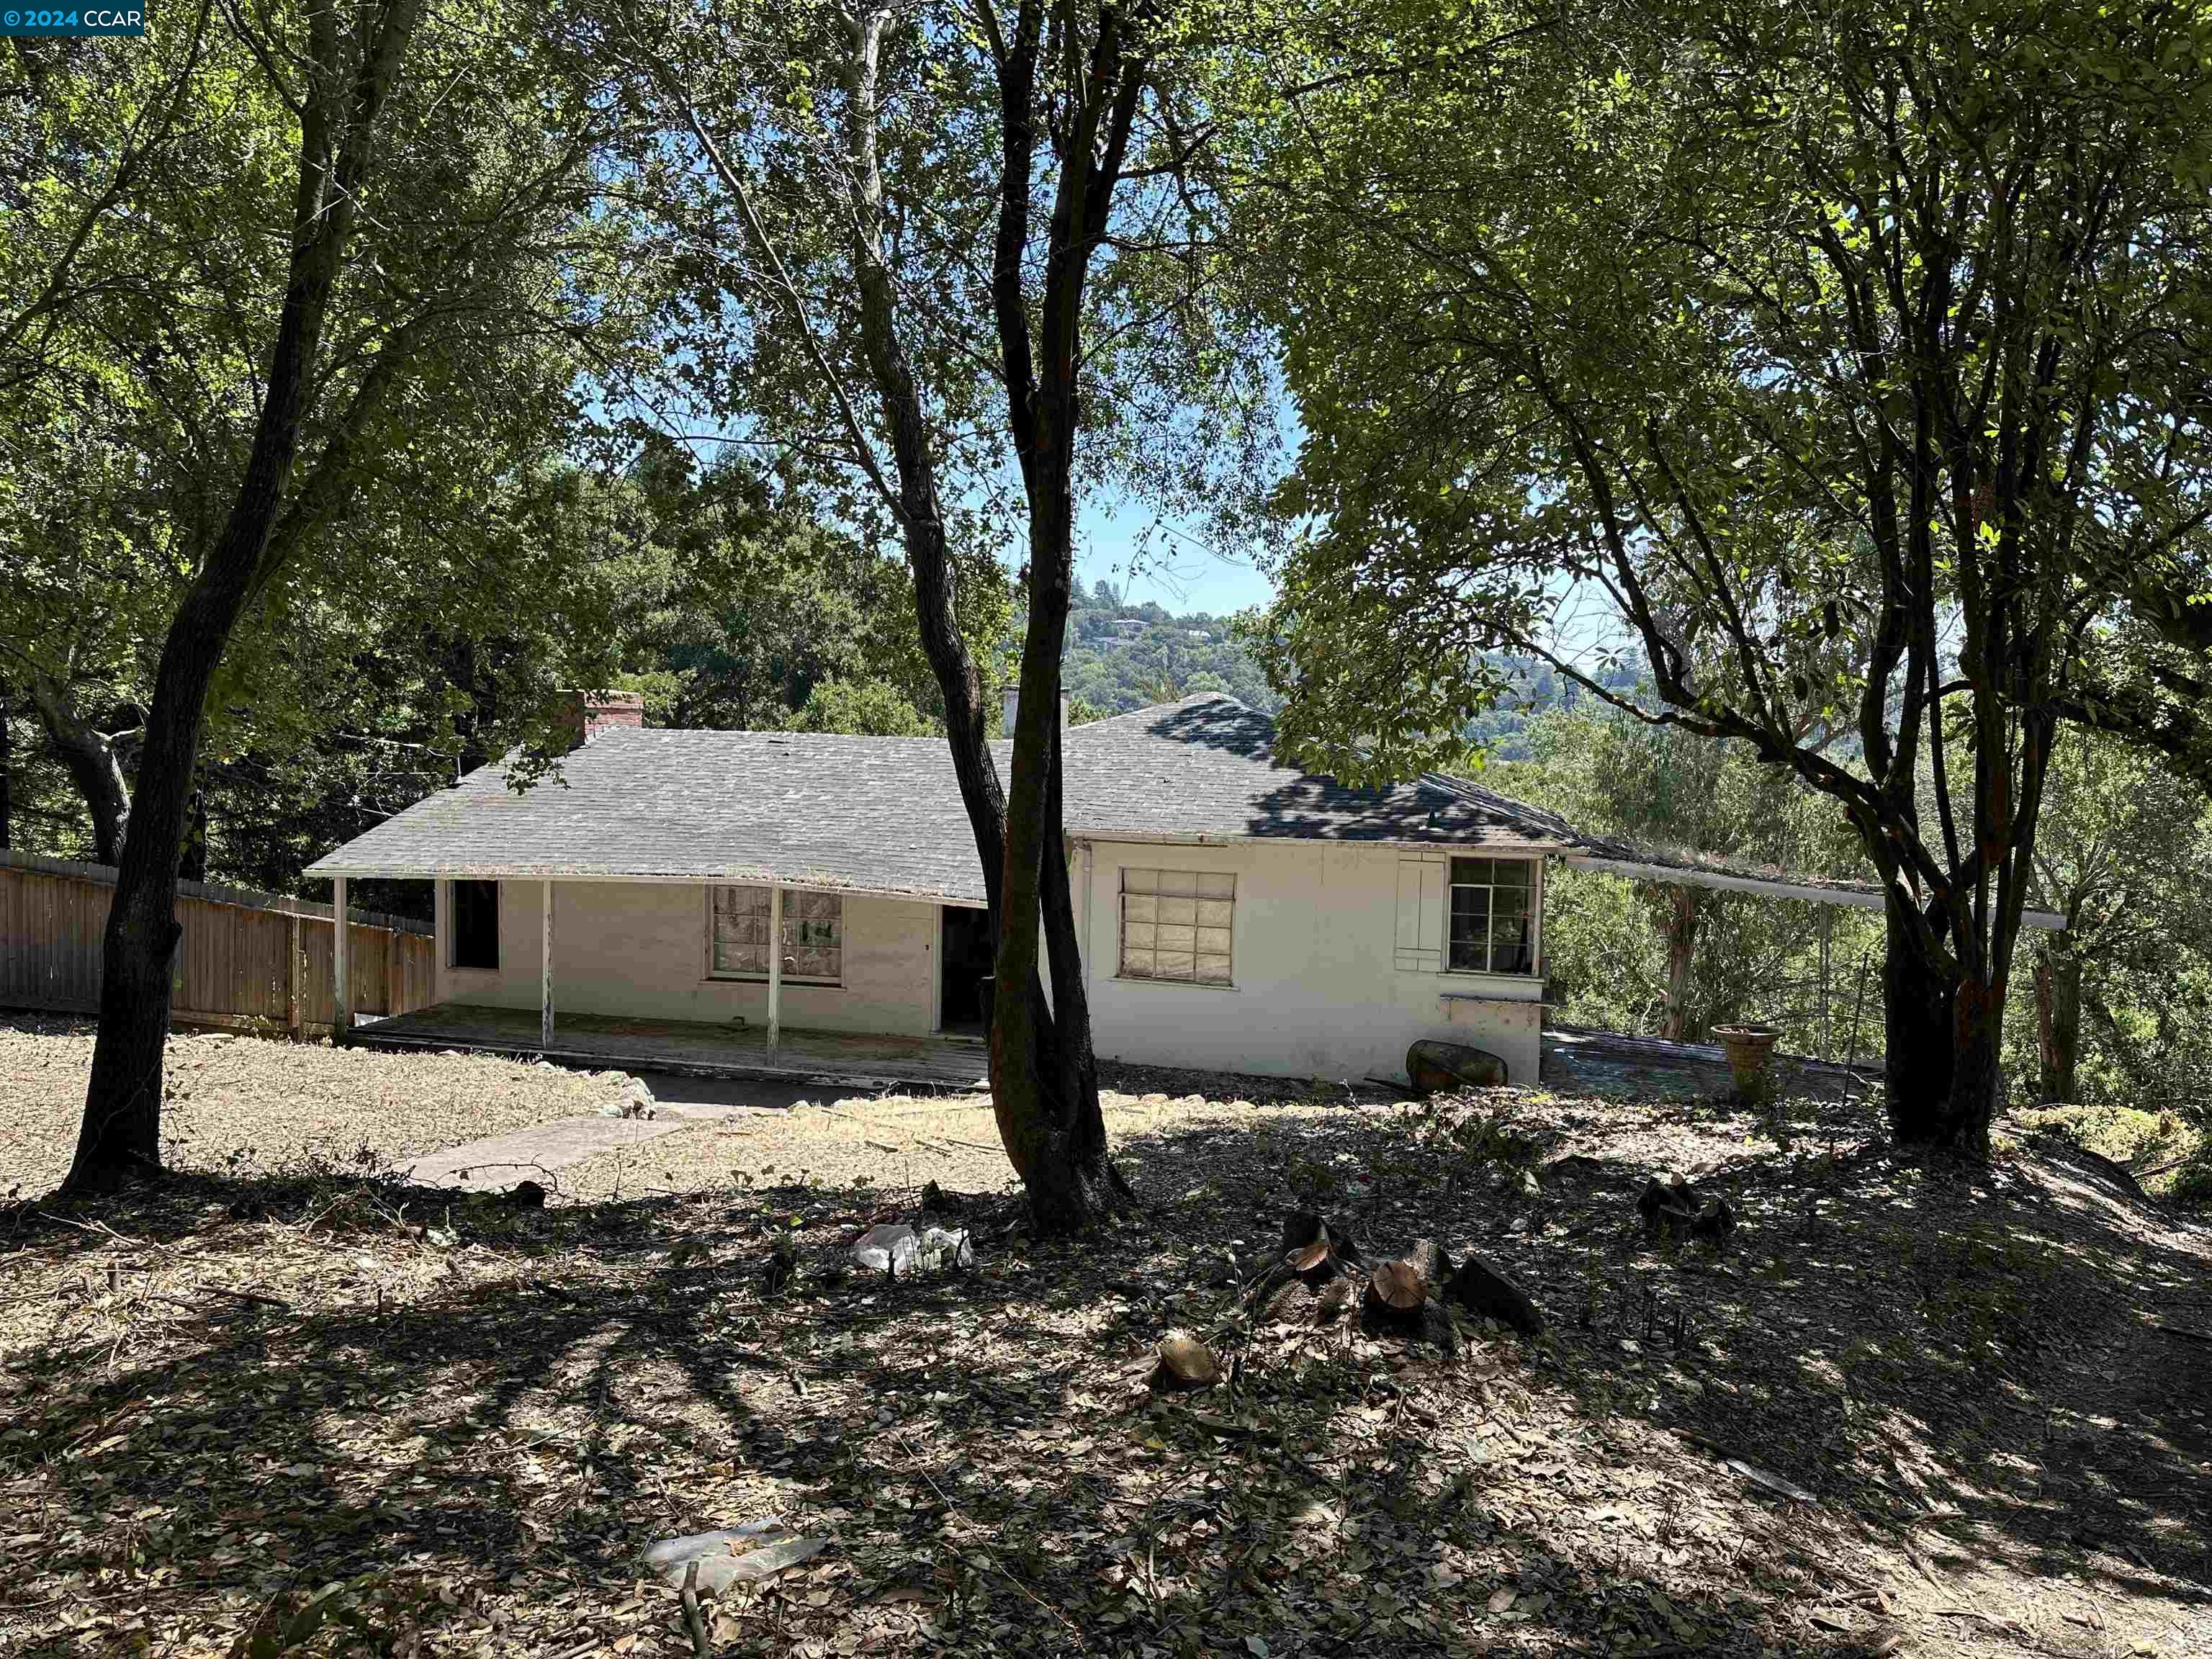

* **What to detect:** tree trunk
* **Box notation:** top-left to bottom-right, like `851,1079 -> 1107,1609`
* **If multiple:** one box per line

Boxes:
2036,945 -> 2080,1104
1944,971 -> 2004,1157
0,685 -> 11,851
179,785 -> 208,884
1881,894 -> 1959,1145
974,0 -> 1141,1233
832,1 -> 1127,1233
1660,884 -> 1699,1041
27,680 -> 130,864
68,0 -> 425,1191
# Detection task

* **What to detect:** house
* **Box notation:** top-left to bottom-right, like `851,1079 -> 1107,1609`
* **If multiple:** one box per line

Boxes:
305,691 -> 1583,1087
306,691 -> 2069,1091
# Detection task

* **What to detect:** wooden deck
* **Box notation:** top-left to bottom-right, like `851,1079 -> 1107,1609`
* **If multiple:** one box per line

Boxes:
357,1003 -> 990,1092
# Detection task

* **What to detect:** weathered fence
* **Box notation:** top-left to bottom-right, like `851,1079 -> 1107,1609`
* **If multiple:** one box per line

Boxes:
0,849 -> 432,1035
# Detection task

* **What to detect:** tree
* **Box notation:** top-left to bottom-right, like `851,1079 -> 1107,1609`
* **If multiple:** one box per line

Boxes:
60,1 -> 640,1187
2020,735 -> 2212,1103
1514,702 -> 1852,1041
1248,0 -> 2212,1152
608,0 -> 1256,1228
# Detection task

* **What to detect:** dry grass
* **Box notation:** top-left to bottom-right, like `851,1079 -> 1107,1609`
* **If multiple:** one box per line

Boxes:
0,1017 -> 633,1202
553,1084 -> 1364,1206
4,1033 -> 2208,1659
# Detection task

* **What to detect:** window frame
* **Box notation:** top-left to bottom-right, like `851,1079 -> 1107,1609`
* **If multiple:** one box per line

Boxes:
448,879 -> 500,971
703,884 -> 845,987
1444,856 -> 1539,978
1116,866 -> 1236,988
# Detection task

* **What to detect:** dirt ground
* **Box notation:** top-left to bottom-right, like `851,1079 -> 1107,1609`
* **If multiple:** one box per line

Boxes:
2,1020 -> 2209,1658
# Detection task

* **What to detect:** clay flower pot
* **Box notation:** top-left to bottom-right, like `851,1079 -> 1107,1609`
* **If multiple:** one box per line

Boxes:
1712,1024 -> 1782,1103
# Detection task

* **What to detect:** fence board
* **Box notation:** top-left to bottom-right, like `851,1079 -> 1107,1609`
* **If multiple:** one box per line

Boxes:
0,850 -> 431,1031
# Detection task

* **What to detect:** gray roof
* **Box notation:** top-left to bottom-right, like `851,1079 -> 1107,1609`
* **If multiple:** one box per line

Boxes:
306,693 -> 1581,902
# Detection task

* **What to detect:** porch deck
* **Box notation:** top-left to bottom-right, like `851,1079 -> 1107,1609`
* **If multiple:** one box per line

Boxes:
357,1002 -> 991,1092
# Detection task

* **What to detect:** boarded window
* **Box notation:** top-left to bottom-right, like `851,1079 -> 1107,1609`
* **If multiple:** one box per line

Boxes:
711,886 -> 843,984
451,880 -> 499,971
1119,868 -> 1234,985
1447,858 -> 1534,974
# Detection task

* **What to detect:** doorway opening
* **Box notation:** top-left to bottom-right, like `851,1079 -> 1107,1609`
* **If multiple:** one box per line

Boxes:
940,905 -> 994,1038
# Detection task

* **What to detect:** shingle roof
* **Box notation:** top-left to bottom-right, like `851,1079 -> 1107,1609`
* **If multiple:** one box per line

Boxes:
305,693 -> 1581,901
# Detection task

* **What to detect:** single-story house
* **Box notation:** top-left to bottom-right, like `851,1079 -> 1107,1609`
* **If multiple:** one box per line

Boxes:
305,691 -> 2063,1089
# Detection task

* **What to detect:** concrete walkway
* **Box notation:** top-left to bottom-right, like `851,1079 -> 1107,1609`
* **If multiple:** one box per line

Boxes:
400,1071 -> 816,1192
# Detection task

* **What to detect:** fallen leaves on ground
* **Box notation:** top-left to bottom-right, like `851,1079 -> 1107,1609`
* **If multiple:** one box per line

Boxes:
2,1037 -> 2208,1658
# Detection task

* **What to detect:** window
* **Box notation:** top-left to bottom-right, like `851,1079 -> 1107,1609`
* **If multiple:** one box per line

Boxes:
710,886 -> 843,984
1448,858 -> 1534,974
450,880 -> 499,970
1119,868 -> 1234,985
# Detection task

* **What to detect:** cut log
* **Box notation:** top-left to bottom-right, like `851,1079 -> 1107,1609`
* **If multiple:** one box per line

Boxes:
1407,1238 -> 1454,1288
1636,1174 -> 1701,1226
1443,1254 -> 1544,1337
1364,1259 -> 1429,1326
1282,1211 -> 1334,1274
1406,1038 -> 1509,1096
1155,1330 -> 1220,1390
1689,1198 -> 1737,1241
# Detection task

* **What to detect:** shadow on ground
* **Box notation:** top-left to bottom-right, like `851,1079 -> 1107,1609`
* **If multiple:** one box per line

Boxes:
2,1076 -> 2206,1658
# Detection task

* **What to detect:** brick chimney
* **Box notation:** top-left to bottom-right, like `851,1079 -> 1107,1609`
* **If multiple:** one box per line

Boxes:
559,689 -> 645,750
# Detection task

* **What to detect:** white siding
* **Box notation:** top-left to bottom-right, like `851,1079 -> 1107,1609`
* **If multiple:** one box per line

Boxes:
1079,840 -> 1545,1086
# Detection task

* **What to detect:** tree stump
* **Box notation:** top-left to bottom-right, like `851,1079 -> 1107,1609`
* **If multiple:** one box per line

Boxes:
1364,1259 -> 1429,1327
1443,1253 -> 1544,1336
1154,1330 -> 1220,1390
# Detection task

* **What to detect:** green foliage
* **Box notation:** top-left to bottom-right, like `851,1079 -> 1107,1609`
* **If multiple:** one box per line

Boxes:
2002,732 -> 2212,1110
1063,580 -> 1276,715
1237,0 -> 2212,1134
1498,703 -> 1881,1048
0,4 -> 659,886
791,679 -> 936,737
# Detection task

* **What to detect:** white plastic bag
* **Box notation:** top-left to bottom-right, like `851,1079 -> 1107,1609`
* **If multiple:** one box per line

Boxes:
850,1223 -> 974,1274
850,1223 -> 919,1274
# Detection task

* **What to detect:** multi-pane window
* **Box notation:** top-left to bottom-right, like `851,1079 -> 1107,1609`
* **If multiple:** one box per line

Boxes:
1448,858 -> 1534,974
710,886 -> 843,984
1119,868 -> 1234,985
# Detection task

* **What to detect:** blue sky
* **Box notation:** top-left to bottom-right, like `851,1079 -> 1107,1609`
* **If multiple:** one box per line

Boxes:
1075,495 -> 1277,617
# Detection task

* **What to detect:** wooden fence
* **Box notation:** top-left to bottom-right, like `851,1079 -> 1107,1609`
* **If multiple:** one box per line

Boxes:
0,849 -> 433,1035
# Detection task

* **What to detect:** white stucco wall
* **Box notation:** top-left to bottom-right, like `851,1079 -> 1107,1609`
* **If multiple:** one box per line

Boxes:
1075,839 -> 1546,1087
433,879 -> 940,1037
423,842 -> 1546,1084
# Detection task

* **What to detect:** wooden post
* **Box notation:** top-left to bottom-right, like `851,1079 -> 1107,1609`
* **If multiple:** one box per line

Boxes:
766,884 -> 783,1051
331,876 -> 350,1041
540,880 -> 554,1049
386,927 -> 401,1017
287,913 -> 304,1038
1817,906 -> 1833,1061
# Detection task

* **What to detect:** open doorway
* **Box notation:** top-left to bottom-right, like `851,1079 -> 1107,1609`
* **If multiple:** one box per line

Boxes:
940,905 -> 994,1038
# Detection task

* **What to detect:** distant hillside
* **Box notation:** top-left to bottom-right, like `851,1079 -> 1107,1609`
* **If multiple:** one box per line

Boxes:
1062,581 -> 1278,716
1061,580 -> 1635,759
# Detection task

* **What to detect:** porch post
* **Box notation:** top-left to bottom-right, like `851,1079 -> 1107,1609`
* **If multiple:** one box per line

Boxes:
331,875 -> 350,1041
541,880 -> 555,1049
766,884 -> 783,1051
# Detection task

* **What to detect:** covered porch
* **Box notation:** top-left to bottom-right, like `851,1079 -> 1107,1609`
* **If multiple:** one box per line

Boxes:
355,1002 -> 991,1092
